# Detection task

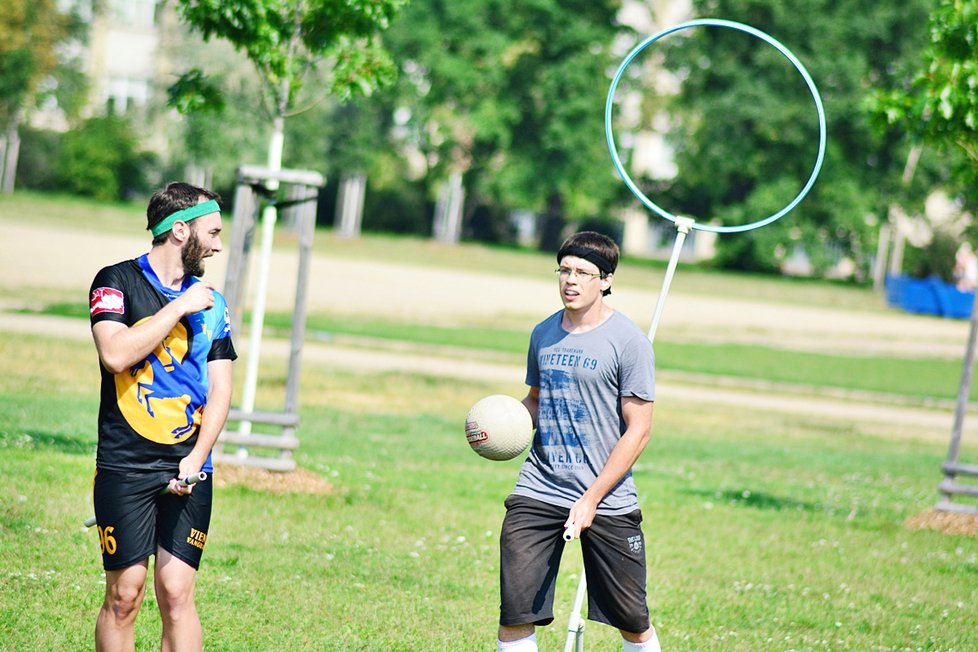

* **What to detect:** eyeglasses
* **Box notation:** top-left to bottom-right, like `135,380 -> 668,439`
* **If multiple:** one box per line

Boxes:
555,267 -> 603,280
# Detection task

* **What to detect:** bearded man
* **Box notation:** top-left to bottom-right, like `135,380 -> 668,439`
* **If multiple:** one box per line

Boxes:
88,181 -> 237,651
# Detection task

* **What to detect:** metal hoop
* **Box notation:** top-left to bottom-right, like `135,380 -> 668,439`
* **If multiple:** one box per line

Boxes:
605,18 -> 826,234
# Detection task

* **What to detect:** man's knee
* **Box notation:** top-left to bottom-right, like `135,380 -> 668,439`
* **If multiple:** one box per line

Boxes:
102,564 -> 146,622
156,574 -> 196,616
104,582 -> 145,622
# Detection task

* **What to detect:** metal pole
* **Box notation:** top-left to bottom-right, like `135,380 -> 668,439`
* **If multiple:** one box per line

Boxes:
938,290 -> 978,509
647,217 -> 695,342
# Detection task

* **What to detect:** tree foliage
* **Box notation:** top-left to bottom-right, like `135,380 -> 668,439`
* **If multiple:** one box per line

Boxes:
157,32 -> 271,190
0,0 -> 71,129
171,0 -> 404,121
870,0 -> 978,204
649,0 -> 935,274
57,115 -> 156,201
382,0 -> 625,243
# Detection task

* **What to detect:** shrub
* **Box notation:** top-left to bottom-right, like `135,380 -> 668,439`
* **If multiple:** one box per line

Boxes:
56,115 -> 156,201
15,127 -> 64,191
904,229 -> 959,282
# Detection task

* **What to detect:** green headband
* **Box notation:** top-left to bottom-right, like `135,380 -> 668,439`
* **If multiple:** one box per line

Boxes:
151,199 -> 220,237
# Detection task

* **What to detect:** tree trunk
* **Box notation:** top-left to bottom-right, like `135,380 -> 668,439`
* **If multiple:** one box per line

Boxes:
335,172 -> 366,239
0,124 -> 20,194
432,172 -> 464,244
186,163 -> 212,190
538,191 -> 565,251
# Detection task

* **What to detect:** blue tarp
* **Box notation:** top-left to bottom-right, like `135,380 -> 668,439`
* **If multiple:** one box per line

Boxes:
885,274 -> 975,319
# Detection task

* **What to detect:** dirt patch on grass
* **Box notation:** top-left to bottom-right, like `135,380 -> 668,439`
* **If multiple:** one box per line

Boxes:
905,509 -> 978,537
213,464 -> 336,495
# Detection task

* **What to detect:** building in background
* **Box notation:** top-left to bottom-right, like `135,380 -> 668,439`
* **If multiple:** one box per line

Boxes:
83,0 -> 179,156
87,1 -> 160,114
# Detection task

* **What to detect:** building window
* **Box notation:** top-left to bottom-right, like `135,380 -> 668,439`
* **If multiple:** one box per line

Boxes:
107,0 -> 159,28
106,77 -> 151,113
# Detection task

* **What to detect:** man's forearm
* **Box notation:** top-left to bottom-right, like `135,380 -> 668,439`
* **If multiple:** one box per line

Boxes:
185,360 -> 233,471
191,399 -> 230,464
583,428 -> 649,503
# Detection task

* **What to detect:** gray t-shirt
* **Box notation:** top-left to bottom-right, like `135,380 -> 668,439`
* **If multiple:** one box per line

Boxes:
512,310 -> 655,515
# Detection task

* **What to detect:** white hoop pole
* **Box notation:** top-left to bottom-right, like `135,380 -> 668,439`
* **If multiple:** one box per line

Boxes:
83,472 -> 208,528
238,120 -> 286,443
563,571 -> 588,652
647,217 -> 695,342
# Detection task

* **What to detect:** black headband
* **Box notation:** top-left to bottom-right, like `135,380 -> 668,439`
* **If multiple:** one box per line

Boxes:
557,246 -> 615,275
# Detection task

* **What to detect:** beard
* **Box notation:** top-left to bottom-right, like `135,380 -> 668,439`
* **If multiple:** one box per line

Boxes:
181,229 -> 208,277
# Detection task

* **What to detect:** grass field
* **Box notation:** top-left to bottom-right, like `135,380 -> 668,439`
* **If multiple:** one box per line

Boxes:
2,192 -> 978,650
2,327 -> 978,650
18,301 -> 978,404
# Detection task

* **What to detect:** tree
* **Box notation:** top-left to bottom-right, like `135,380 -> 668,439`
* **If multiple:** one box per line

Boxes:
649,0 -> 937,274
871,0 -> 978,513
871,0 -> 978,201
157,30 -> 271,190
171,0 -> 404,176
495,0 -> 626,248
383,0 -> 625,247
0,0 -> 75,193
57,114 -> 156,201
169,0 -> 406,438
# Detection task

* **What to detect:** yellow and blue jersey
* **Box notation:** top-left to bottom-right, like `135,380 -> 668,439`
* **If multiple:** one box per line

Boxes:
89,255 -> 237,473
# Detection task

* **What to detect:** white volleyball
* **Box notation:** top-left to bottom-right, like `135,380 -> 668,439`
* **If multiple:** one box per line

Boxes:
465,394 -> 533,461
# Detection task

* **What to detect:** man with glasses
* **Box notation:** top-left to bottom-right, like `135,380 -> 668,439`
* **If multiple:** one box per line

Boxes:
496,231 -> 661,652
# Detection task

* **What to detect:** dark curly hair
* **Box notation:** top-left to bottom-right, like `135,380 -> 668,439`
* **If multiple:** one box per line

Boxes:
147,181 -> 220,245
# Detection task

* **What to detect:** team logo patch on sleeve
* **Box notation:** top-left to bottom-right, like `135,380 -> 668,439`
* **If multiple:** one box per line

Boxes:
91,287 -> 125,316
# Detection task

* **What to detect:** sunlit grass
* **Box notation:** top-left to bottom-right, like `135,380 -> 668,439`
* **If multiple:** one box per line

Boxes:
12,303 -> 976,403
3,192 -> 976,649
2,333 -> 977,650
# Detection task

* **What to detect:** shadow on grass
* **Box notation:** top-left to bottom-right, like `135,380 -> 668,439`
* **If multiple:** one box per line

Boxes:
0,429 -> 94,456
683,487 -> 822,512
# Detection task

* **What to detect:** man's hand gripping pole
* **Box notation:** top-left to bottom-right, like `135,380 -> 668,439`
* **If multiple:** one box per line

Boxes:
83,472 -> 207,528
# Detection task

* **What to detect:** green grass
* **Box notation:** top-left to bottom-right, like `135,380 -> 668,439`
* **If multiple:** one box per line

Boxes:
288,312 -> 974,402
21,302 -> 973,403
2,332 -> 977,651
657,341 -> 970,401
3,191 -> 977,649
0,189 -> 146,231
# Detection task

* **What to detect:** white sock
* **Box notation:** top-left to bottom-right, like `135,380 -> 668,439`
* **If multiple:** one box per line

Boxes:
623,626 -> 661,652
497,631 -> 537,651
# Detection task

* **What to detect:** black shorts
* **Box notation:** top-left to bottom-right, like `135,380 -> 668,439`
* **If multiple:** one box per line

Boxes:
92,468 -> 213,571
499,494 -> 650,634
